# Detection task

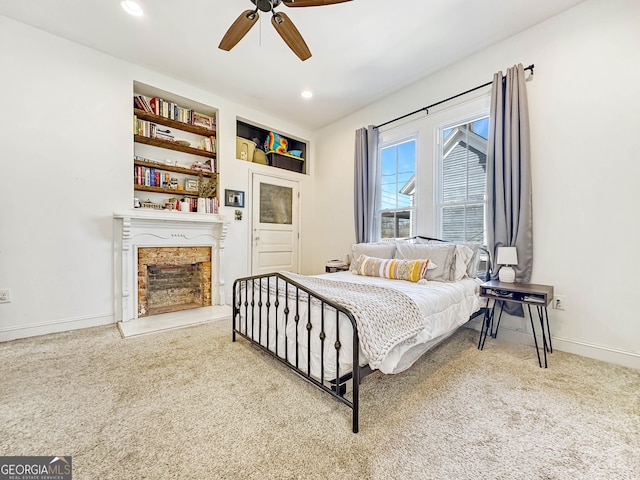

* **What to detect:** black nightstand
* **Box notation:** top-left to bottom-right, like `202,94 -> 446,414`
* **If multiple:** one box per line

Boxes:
325,263 -> 350,273
477,280 -> 554,368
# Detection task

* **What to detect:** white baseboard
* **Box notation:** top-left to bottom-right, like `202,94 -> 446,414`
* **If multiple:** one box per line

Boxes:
551,336 -> 640,370
0,313 -> 114,342
3,312 -> 639,370
465,320 -> 640,370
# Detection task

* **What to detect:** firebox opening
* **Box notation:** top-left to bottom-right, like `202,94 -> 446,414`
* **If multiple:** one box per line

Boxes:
145,263 -> 203,316
137,246 -> 212,318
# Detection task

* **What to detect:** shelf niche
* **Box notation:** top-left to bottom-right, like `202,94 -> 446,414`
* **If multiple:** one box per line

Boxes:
236,119 -> 308,175
133,81 -> 219,212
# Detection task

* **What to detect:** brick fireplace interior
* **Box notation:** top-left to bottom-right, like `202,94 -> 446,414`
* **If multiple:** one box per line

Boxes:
137,246 -> 212,317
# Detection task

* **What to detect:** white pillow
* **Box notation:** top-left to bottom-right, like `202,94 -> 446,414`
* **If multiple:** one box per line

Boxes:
351,242 -> 396,269
460,242 -> 482,278
394,243 -> 456,282
453,245 -> 474,281
414,238 -> 482,279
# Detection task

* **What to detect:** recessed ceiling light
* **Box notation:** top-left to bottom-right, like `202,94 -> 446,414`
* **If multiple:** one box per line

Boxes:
121,0 -> 143,16
301,90 -> 313,99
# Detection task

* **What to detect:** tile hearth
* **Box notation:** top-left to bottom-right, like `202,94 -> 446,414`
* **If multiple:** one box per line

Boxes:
118,304 -> 231,337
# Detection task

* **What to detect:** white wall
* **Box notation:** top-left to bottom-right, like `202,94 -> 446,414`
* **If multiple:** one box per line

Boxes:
309,0 -> 640,368
2,0 -> 639,369
0,16 -> 313,340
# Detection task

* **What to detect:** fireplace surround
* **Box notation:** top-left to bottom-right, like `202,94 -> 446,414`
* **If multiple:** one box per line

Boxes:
113,210 -> 229,329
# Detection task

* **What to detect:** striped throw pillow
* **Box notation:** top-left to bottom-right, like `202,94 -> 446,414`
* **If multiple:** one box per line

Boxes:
354,254 -> 436,283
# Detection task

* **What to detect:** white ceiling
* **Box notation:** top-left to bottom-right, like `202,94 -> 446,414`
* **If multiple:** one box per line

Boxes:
0,0 -> 586,130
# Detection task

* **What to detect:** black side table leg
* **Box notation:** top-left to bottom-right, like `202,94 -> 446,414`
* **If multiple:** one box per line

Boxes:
527,304 -> 544,368
543,306 -> 553,353
491,301 -> 505,338
478,298 -> 493,350
535,305 -> 549,368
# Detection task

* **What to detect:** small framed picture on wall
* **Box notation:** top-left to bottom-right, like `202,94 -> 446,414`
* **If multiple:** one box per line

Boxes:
225,189 -> 244,208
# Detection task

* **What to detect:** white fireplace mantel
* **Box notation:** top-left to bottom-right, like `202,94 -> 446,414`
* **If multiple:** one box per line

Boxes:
113,210 -> 229,324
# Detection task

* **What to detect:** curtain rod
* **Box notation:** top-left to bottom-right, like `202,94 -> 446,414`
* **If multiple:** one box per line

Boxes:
375,64 -> 534,129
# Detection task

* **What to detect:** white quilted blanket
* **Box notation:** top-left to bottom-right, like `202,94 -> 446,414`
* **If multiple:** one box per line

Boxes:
282,272 -> 425,369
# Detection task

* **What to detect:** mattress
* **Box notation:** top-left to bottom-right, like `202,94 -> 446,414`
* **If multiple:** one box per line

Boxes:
235,271 -> 482,379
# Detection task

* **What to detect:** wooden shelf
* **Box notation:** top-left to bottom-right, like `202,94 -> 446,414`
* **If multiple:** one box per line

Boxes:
134,185 -> 199,196
480,281 -> 553,307
133,90 -> 219,213
134,108 -> 216,136
134,135 -> 215,159
133,159 -> 215,178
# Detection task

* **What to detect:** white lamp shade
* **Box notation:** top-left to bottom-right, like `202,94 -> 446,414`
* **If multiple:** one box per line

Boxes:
496,246 -> 518,266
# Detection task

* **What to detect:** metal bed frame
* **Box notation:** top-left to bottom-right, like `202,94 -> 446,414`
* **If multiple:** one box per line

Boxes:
232,272 -> 368,433
232,237 -> 490,433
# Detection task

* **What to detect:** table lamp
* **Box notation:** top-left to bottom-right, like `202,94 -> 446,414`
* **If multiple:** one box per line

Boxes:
496,246 -> 518,283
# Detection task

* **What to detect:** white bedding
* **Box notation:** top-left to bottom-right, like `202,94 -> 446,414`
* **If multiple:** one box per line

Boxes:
236,271 -> 482,380
319,271 -> 483,373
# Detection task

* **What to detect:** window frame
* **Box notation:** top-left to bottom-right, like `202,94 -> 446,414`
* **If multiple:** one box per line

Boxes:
376,134 -> 418,240
434,112 -> 490,244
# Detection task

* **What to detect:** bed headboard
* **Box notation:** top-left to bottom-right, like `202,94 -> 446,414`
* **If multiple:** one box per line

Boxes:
408,235 -> 492,281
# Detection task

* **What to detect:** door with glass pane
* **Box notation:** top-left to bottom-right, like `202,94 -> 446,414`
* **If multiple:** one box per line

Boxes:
251,173 -> 300,275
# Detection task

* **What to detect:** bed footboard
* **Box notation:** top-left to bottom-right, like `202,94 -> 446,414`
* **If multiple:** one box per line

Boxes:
232,273 -> 363,433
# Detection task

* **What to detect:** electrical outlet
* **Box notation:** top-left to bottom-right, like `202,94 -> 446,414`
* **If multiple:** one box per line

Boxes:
553,294 -> 566,310
0,288 -> 11,304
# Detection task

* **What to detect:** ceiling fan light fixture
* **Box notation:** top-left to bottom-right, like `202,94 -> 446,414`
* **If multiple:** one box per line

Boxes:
121,0 -> 143,17
220,0 -> 351,60
301,90 -> 313,99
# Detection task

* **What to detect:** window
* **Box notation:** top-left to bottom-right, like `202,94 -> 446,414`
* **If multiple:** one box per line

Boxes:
436,116 -> 488,243
378,138 -> 416,239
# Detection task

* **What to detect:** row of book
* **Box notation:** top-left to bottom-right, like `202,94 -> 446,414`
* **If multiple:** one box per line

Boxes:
200,136 -> 215,154
134,153 -> 217,174
134,166 -> 178,189
134,166 -> 218,189
134,117 -> 216,154
134,118 -> 172,141
177,197 -> 220,214
138,197 -> 220,214
134,95 -> 215,131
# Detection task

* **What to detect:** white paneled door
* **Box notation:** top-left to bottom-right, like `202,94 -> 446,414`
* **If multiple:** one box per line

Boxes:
251,173 -> 299,275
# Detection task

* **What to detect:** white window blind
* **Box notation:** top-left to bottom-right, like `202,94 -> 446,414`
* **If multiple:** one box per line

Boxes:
437,116 -> 488,243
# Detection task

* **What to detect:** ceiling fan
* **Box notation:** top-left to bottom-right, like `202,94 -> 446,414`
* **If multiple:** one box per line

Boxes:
218,0 -> 352,61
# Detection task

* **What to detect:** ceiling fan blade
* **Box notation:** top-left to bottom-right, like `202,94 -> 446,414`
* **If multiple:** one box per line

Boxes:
282,0 -> 352,7
271,12 -> 312,61
218,10 -> 259,51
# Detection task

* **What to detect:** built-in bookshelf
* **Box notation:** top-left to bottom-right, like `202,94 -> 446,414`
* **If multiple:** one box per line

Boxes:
132,85 -> 219,213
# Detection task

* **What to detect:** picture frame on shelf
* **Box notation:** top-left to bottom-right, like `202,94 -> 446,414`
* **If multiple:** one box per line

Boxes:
185,178 -> 199,192
225,189 -> 244,208
192,112 -> 214,130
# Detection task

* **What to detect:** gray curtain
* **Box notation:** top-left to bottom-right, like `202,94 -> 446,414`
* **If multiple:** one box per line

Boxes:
487,64 -> 533,315
354,126 -> 379,243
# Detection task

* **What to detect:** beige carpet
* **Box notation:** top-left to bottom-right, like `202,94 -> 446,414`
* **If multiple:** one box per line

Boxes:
1,321 -> 638,480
